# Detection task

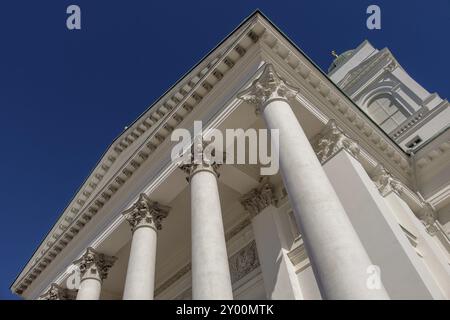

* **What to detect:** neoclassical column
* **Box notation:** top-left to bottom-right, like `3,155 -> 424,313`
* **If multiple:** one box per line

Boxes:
74,247 -> 116,300
122,193 -> 170,300
238,64 -> 389,299
40,283 -> 77,300
180,140 -> 233,300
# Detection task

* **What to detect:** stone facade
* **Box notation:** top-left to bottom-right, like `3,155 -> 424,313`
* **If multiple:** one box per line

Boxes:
12,12 -> 450,300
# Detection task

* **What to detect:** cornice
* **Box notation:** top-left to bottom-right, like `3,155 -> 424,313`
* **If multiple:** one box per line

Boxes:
391,108 -> 426,141
38,283 -> 77,301
392,100 -> 449,143
426,185 -> 450,209
415,127 -> 450,171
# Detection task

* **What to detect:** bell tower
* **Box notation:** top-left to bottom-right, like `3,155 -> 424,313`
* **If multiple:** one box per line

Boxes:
328,40 -> 449,151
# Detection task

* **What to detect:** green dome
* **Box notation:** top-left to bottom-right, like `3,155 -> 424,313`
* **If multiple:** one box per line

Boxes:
328,50 -> 355,73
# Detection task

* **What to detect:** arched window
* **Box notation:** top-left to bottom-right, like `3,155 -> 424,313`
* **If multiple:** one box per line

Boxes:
366,94 -> 409,133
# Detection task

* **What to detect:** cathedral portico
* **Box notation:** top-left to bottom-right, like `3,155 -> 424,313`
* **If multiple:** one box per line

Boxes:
15,11 -> 450,301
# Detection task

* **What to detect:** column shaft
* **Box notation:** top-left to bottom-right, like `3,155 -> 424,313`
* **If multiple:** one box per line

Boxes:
262,98 -> 388,299
191,169 -> 233,300
76,277 -> 102,300
123,226 -> 157,299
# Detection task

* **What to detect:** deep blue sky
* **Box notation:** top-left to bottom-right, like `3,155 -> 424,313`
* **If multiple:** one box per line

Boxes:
0,1 -> 448,300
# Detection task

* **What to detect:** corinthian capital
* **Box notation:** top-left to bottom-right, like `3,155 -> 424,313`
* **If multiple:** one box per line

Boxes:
179,136 -> 222,180
74,247 -> 117,281
237,64 -> 299,112
40,283 -> 77,300
370,164 -> 404,197
314,119 -> 360,163
123,193 -> 170,231
419,202 -> 438,236
240,177 -> 277,218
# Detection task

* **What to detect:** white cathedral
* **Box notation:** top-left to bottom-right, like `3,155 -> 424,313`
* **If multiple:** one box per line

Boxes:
11,11 -> 450,300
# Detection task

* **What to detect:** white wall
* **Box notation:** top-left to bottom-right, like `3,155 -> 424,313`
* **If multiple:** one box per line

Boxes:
323,150 -> 443,299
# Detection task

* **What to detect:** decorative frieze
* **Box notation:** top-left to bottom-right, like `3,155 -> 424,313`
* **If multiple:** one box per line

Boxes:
240,177 -> 277,218
74,247 -> 117,281
237,63 -> 299,113
229,241 -> 260,284
39,283 -> 76,300
314,119 -> 360,164
122,193 -> 170,232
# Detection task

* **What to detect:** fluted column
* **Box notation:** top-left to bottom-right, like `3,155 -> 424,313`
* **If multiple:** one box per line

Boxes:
74,247 -> 116,300
122,193 -> 170,300
238,63 -> 389,299
180,140 -> 233,300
